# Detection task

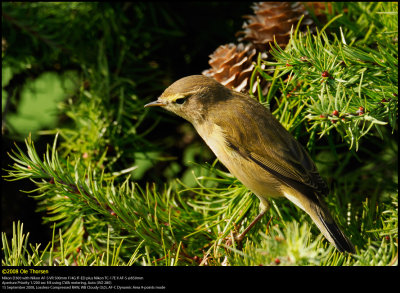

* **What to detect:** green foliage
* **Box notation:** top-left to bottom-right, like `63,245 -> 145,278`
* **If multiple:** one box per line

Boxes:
2,2 -> 398,266
4,134 -> 207,265
1,70 -> 78,139
226,222 -> 337,266
2,221 -> 143,266
255,3 -> 398,150
328,2 -> 398,45
3,133 -> 397,266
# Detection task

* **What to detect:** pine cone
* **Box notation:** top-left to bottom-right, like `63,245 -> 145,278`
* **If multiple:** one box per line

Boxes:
237,2 -> 314,51
202,43 -> 269,95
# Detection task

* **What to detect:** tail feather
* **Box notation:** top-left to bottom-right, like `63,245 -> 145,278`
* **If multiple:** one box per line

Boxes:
316,209 -> 355,253
284,191 -> 355,253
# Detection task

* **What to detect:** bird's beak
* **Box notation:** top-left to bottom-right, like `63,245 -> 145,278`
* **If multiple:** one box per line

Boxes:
144,100 -> 166,108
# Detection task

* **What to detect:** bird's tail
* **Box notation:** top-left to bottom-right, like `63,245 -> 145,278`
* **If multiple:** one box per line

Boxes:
284,192 -> 355,253
315,204 -> 355,253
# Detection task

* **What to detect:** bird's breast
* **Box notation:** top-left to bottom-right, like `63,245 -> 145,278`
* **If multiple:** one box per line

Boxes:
194,122 -> 283,199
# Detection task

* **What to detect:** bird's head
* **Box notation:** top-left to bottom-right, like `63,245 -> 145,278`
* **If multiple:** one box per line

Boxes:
144,75 -> 231,124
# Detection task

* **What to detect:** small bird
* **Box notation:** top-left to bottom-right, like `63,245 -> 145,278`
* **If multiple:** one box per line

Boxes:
145,75 -> 355,253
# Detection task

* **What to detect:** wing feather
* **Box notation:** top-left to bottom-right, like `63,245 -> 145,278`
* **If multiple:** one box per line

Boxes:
213,96 -> 328,198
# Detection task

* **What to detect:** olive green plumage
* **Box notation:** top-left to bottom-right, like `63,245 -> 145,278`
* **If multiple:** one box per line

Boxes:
145,75 -> 355,253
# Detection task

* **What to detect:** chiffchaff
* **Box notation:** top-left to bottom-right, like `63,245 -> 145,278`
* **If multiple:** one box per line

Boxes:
145,75 -> 355,253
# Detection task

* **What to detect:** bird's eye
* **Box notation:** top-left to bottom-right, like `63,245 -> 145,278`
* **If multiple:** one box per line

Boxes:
175,97 -> 186,105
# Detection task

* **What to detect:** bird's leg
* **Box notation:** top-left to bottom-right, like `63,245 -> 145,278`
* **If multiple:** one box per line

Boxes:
226,199 -> 270,247
235,201 -> 269,242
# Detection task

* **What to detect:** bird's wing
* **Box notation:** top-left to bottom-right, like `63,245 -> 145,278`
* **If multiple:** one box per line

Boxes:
215,99 -> 328,198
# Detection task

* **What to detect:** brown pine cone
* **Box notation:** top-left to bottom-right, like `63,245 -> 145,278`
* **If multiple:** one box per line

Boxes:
202,43 -> 269,95
237,2 -> 314,51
